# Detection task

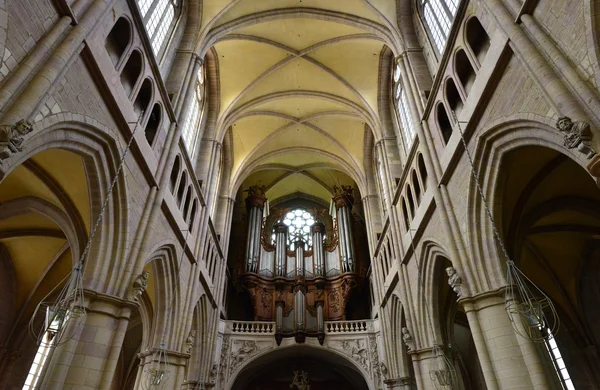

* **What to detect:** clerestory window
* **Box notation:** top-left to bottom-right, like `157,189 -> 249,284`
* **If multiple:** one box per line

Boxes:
392,63 -> 416,151
136,0 -> 178,56
181,66 -> 205,158
421,0 -> 459,54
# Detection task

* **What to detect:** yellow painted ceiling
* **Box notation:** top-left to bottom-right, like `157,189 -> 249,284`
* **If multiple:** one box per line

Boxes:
0,148 -> 88,324
204,1 -> 391,202
215,0 -> 381,27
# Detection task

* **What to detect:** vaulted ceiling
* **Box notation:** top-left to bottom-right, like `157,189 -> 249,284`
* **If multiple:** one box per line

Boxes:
199,0 -> 402,204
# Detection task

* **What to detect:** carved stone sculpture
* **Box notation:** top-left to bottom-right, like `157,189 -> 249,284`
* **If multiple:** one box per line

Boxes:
209,363 -> 217,384
0,120 -> 33,160
446,267 -> 462,297
185,329 -> 196,354
340,339 -> 368,370
230,340 -> 258,373
379,362 -> 388,379
289,370 -> 311,390
132,270 -> 150,301
402,327 -> 415,351
556,116 -> 596,159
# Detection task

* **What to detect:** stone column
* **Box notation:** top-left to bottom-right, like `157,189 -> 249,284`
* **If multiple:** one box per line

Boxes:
333,186 -> 356,273
312,222 -> 325,277
37,292 -> 136,390
274,222 -> 287,277
244,186 -> 266,273
135,348 -> 189,390
461,291 -> 549,390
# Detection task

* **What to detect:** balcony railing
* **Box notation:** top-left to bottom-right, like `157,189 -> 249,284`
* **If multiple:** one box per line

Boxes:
227,321 -> 275,334
324,320 -> 371,333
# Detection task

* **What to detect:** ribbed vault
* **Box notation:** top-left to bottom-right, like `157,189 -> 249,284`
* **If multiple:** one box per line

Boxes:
198,0 -> 401,203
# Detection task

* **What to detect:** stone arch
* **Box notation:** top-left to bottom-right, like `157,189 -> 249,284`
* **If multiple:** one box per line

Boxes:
0,117 -> 130,295
143,243 -> 181,348
197,8 -> 402,58
465,115 -> 589,294
584,0 -> 600,88
226,343 -> 375,390
416,239 -> 453,348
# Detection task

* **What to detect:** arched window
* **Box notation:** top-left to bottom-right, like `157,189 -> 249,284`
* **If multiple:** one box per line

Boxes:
136,0 -> 178,55
181,66 -> 205,158
392,63 -> 416,150
421,0 -> 459,53
376,155 -> 388,211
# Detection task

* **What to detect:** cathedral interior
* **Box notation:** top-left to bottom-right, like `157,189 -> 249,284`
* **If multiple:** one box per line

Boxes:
1,0 -> 600,389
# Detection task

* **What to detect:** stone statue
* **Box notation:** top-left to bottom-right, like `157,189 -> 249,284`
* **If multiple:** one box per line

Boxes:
556,116 -> 596,159
402,327 -> 415,351
209,363 -> 217,384
185,329 -> 196,353
446,266 -> 462,297
0,119 -> 33,160
132,270 -> 150,301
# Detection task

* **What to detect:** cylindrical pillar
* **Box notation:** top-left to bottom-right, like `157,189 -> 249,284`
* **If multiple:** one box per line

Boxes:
244,187 -> 266,273
312,222 -> 325,277
333,186 -> 355,273
274,222 -> 287,277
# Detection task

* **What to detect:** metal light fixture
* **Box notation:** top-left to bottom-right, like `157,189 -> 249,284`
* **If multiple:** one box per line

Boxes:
451,111 -> 559,342
505,260 -> 559,342
429,344 -> 458,389
29,113 -> 143,347
142,341 -> 171,390
29,262 -> 86,346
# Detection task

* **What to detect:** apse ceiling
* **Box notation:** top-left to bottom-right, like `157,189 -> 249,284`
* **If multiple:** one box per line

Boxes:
199,0 -> 401,204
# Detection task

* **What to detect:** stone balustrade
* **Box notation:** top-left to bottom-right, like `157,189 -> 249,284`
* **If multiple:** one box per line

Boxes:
324,320 -> 371,333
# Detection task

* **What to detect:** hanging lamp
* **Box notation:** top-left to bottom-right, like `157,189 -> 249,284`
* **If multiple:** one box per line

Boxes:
29,112 -> 144,347
450,110 -> 559,342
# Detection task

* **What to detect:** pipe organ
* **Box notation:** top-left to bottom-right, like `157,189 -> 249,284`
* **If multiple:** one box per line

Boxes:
239,185 -> 362,344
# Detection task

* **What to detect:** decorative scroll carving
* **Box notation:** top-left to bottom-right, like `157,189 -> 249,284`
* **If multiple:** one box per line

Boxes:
132,270 -> 150,301
261,288 -> 272,309
328,290 -> 341,312
0,119 -> 33,160
218,336 -> 230,388
556,116 -> 596,159
369,335 -> 382,387
332,185 -> 354,208
338,339 -> 369,372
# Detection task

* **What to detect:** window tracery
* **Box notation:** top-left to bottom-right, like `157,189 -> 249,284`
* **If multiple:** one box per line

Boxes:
421,0 -> 459,53
271,208 -> 316,250
136,0 -> 178,55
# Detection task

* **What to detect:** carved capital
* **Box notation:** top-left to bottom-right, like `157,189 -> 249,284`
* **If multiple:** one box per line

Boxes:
0,119 -> 33,161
